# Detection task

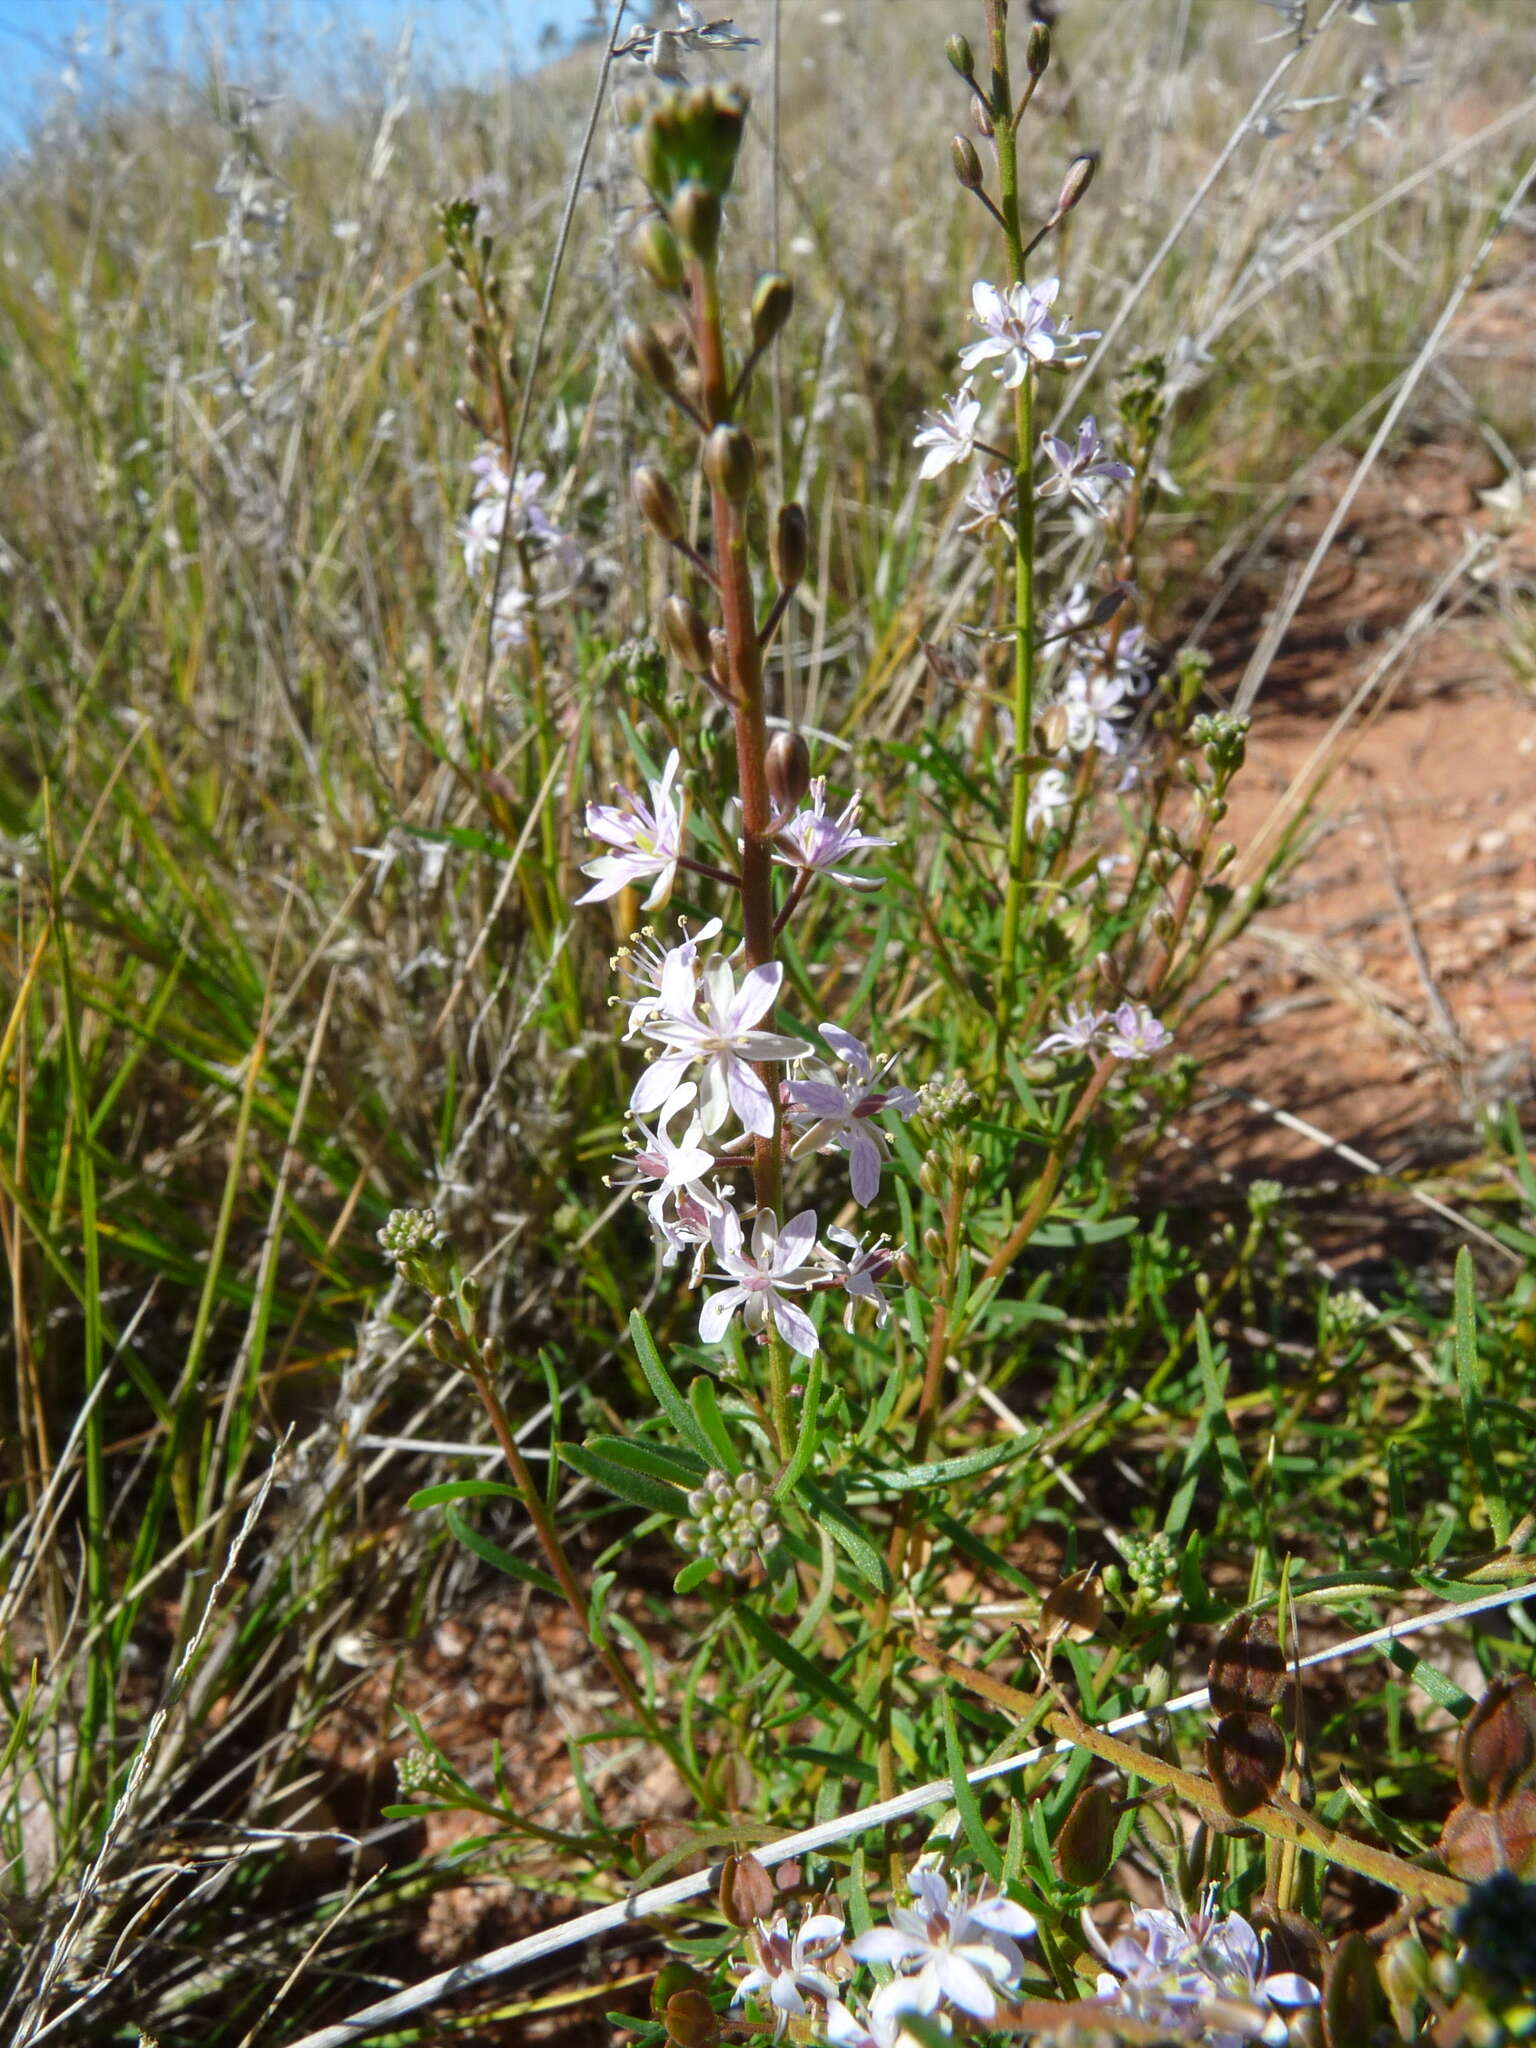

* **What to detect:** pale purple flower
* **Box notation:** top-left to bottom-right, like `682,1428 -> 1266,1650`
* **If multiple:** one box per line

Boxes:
1087,1900 -> 1319,2048
815,1225 -> 898,1332
826,1984 -> 940,2048
957,464 -> 1016,541
1102,1001 -> 1172,1061
612,917 -> 722,1041
914,381 -> 982,481
1026,766 -> 1073,837
578,749 -> 688,911
609,1084 -> 720,1240
463,456 -> 558,579
700,1206 -> 821,1357
848,1867 -> 1036,2022
959,278 -> 1062,388
773,780 -> 891,889
490,584 -> 532,655
1060,666 -> 1131,756
1039,416 -> 1133,515
632,954 -> 809,1137
734,1909 -> 845,2036
1037,1002 -> 1103,1056
786,1024 -> 918,1205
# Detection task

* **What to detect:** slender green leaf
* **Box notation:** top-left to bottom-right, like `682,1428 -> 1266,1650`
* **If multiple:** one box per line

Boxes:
1453,1247 -> 1510,1546
734,1603 -> 874,1733
799,1481 -> 890,1592
408,1479 -> 522,1511
629,1309 -> 715,1462
559,1441 -> 685,1516
942,1693 -> 1004,1880
443,1504 -> 561,1598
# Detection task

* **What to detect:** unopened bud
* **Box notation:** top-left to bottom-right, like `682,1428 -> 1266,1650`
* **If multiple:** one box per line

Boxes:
670,181 -> 722,264
461,1276 -> 481,1311
1027,22 -> 1051,78
945,33 -> 975,80
454,395 -> 489,436
967,1154 -> 983,1182
704,424 -> 755,502
633,216 -> 686,293
622,322 -> 679,394
1054,153 -> 1096,219
766,730 -> 811,811
922,1226 -> 945,1259
632,464 -> 685,544
1039,703 -> 1071,753
771,502 -> 808,590
660,594 -> 715,674
709,628 -> 732,693
426,1320 -> 459,1368
970,95 -> 994,140
918,1159 -> 942,1199
897,1250 -> 919,1288
464,341 -> 488,384
951,136 -> 983,192
751,272 -> 794,354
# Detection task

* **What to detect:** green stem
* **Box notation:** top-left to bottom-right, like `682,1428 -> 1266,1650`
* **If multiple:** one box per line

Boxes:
986,0 -> 1039,1040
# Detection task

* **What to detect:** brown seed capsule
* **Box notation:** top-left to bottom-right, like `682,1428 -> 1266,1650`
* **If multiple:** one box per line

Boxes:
751,272 -> 794,354
1054,152 -> 1097,219
663,1990 -> 719,2048
1205,1709 -> 1286,1819
1055,1781 -> 1117,1888
718,1852 -> 775,1929
704,424 -> 756,502
660,594 -> 715,674
771,502 -> 808,590
1208,1613 -> 1287,1716
951,136 -> 983,192
1041,1566 -> 1104,1645
632,464 -> 685,544
766,730 -> 811,811
622,322 -> 679,394
1457,1675 -> 1536,1811
1322,1933 -> 1380,2048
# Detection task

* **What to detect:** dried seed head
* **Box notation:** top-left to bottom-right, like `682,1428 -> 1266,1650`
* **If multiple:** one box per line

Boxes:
766,730 -> 811,811
670,181 -> 722,264
719,1852 -> 775,1929
632,464 -> 685,544
1054,152 -> 1097,218
771,501 -> 808,589
633,216 -> 686,293
951,135 -> 983,192
1042,1566 -> 1104,1645
1208,1613 -> 1287,1716
704,424 -> 756,502
622,322 -> 680,394
751,272 -> 795,353
660,594 -> 715,674
1206,1709 -> 1286,1818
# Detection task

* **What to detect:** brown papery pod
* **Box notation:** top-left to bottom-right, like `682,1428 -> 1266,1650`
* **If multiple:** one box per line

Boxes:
1205,1709 -> 1286,1819
1438,1785 -> 1536,1880
719,1851 -> 775,1929
664,1990 -> 720,2048
1456,1673 -> 1536,1811
1055,1781 -> 1117,1888
1208,1612 -> 1287,1716
1041,1565 -> 1104,1645
1322,1932 -> 1382,2048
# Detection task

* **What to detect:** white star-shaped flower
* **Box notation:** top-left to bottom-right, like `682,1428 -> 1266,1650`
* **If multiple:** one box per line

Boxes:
577,749 -> 688,911
914,381 -> 982,480
632,954 -> 809,1137
700,1206 -> 822,1357
786,1024 -> 917,1205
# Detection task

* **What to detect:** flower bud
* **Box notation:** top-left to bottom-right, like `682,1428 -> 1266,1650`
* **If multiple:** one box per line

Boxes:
670,181 -> 722,264
951,136 -> 983,192
633,216 -> 686,293
1027,22 -> 1051,78
922,1226 -> 945,1259
632,463 -> 685,544
704,424 -> 755,502
945,33 -> 975,80
709,629 -> 732,694
1054,152 -> 1096,219
464,341 -> 489,384
1039,703 -> 1071,753
970,94 -> 994,140
771,502 -> 808,589
660,594 -> 715,674
766,730 -> 811,811
622,322 -> 679,394
426,1319 -> 459,1368
751,272 -> 794,354
453,395 -> 489,436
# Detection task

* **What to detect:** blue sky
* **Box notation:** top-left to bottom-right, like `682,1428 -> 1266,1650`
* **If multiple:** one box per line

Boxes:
0,0 -> 603,149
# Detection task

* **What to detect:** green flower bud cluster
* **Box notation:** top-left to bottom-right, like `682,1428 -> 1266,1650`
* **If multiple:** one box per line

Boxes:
1120,1528 -> 1177,1594
634,84 -> 750,206
914,1073 -> 977,1133
677,1470 -> 779,1576
1187,710 -> 1250,787
378,1207 -> 448,1286
395,1746 -> 456,1801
